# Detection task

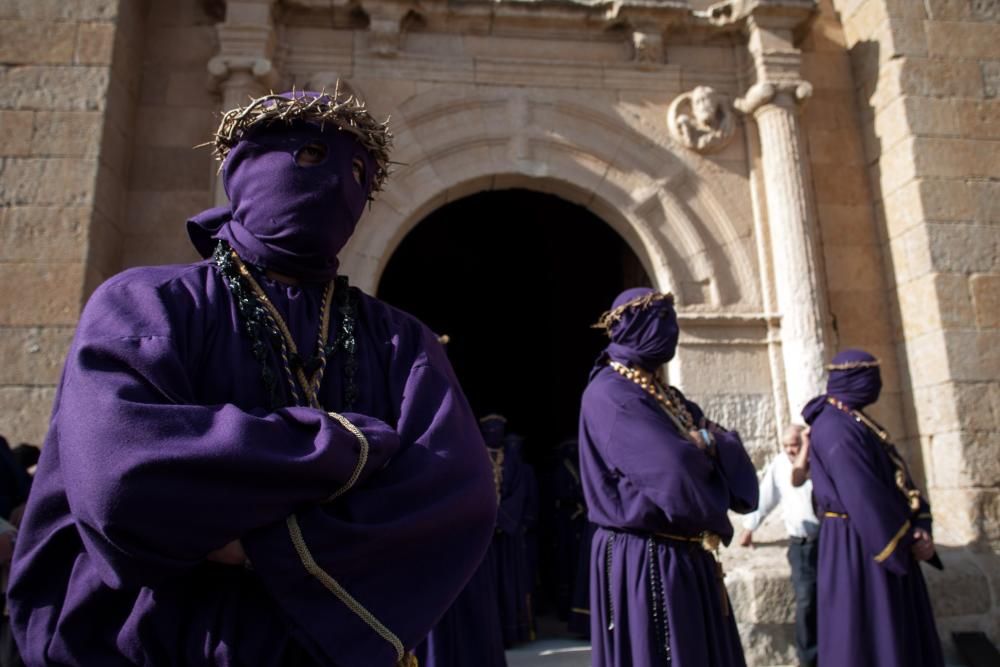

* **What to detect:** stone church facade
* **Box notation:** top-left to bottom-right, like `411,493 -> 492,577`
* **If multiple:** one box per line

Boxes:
0,0 -> 997,663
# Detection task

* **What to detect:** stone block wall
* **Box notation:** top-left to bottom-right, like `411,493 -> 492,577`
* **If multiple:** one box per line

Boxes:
831,0 -> 1000,646
0,0 -> 143,444
121,0 -> 216,270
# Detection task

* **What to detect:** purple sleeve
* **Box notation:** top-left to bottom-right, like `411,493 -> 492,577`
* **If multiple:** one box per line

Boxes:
712,430 -> 759,514
241,346 -> 497,667
823,436 -> 916,576
57,288 -> 400,590
676,388 -> 757,514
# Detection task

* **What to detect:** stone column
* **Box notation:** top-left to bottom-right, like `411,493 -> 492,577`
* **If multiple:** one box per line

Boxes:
737,14 -> 829,419
207,0 -> 280,204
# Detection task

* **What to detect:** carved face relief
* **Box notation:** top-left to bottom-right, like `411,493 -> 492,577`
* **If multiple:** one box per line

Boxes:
667,86 -> 736,154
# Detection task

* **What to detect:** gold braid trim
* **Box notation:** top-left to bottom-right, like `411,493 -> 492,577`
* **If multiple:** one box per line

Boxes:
286,515 -> 408,662
205,85 -> 393,194
232,250 -> 335,409
592,291 -> 674,333
324,412 -> 370,502
874,519 -> 912,563
826,359 -> 880,370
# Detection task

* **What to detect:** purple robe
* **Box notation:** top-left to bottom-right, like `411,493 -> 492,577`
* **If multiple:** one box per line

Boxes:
8,262 -> 496,666
550,440 -> 587,623
580,370 -> 757,667
493,440 -> 532,647
804,350 -> 943,667
415,545 -> 507,667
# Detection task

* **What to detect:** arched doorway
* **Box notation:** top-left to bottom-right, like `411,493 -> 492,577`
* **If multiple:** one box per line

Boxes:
377,188 -> 651,458
378,188 -> 650,642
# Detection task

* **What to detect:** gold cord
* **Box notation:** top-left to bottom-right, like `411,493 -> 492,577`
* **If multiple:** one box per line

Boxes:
324,412 -> 370,502
826,397 -> 924,514
608,361 -> 695,437
287,515 -> 407,661
232,251 -> 335,408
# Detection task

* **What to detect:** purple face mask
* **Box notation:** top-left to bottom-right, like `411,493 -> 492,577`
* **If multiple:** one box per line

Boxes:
205,120 -> 375,282
605,288 -> 680,370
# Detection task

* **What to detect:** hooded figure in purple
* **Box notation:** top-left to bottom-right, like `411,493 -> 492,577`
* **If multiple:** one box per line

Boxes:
415,421 -> 507,667
7,90 -> 496,667
578,287 -> 757,667
480,416 -> 533,647
802,349 -> 943,667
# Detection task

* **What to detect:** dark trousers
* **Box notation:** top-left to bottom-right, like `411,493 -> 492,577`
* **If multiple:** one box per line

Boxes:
788,538 -> 818,667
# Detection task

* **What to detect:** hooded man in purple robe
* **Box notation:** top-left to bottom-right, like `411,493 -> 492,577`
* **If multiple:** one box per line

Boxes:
579,287 -> 758,667
802,348 -> 943,667
7,89 -> 496,667
479,415 -> 533,647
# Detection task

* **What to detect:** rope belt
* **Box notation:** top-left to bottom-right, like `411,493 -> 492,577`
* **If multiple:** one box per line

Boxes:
650,530 -> 729,618
824,511 -> 849,519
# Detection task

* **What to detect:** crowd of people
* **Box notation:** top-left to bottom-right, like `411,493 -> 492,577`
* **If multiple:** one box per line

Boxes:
0,88 -> 945,667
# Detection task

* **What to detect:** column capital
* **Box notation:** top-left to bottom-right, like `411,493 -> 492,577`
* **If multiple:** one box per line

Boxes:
207,0 -> 281,92
734,79 -> 812,115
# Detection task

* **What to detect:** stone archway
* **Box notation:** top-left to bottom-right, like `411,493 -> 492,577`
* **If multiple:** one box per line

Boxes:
339,87 -> 761,314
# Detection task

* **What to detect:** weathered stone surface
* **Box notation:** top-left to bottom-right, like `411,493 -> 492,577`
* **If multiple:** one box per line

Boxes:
0,65 -> 109,111
0,386 -> 56,447
0,157 -> 97,207
924,547 -> 994,617
0,206 -> 88,262
31,111 -> 102,157
133,107 -> 214,149
0,326 -> 74,385
983,60 -> 1000,98
0,262 -> 84,326
970,273 -> 1000,329
927,21 -> 1000,59
0,0 -> 116,21
0,110 -> 33,156
927,223 -> 999,274
0,20 -> 77,65
128,147 -> 211,192
75,21 -> 116,66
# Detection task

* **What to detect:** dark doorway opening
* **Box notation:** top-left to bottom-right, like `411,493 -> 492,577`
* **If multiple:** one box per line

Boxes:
377,188 -> 650,457
378,189 -> 650,639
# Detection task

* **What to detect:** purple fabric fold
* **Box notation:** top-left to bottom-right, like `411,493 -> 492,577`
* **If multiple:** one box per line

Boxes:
8,262 -> 496,666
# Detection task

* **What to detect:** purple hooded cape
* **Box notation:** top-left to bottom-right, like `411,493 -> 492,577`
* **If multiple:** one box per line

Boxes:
579,288 -> 757,667
803,349 -> 943,667
8,100 -> 496,667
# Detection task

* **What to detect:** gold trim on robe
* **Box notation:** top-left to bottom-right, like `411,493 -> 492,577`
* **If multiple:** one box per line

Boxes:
874,520 -> 912,563
287,515 -> 407,662
324,412 -> 369,502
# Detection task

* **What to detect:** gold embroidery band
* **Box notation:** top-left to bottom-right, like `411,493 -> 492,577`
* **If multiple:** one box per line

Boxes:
286,515 -> 406,661
824,511 -> 849,519
918,512 -> 933,520
325,412 -> 370,502
874,520 -> 912,563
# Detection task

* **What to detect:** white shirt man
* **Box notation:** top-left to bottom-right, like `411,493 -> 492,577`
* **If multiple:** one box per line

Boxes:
739,425 -> 819,667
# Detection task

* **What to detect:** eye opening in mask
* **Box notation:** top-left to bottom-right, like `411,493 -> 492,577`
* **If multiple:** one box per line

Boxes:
351,156 -> 366,186
295,141 -> 328,167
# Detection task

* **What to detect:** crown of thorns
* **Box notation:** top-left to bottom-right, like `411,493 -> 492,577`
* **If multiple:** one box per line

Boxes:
826,359 -> 880,371
592,291 -> 675,334
207,86 -> 394,194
